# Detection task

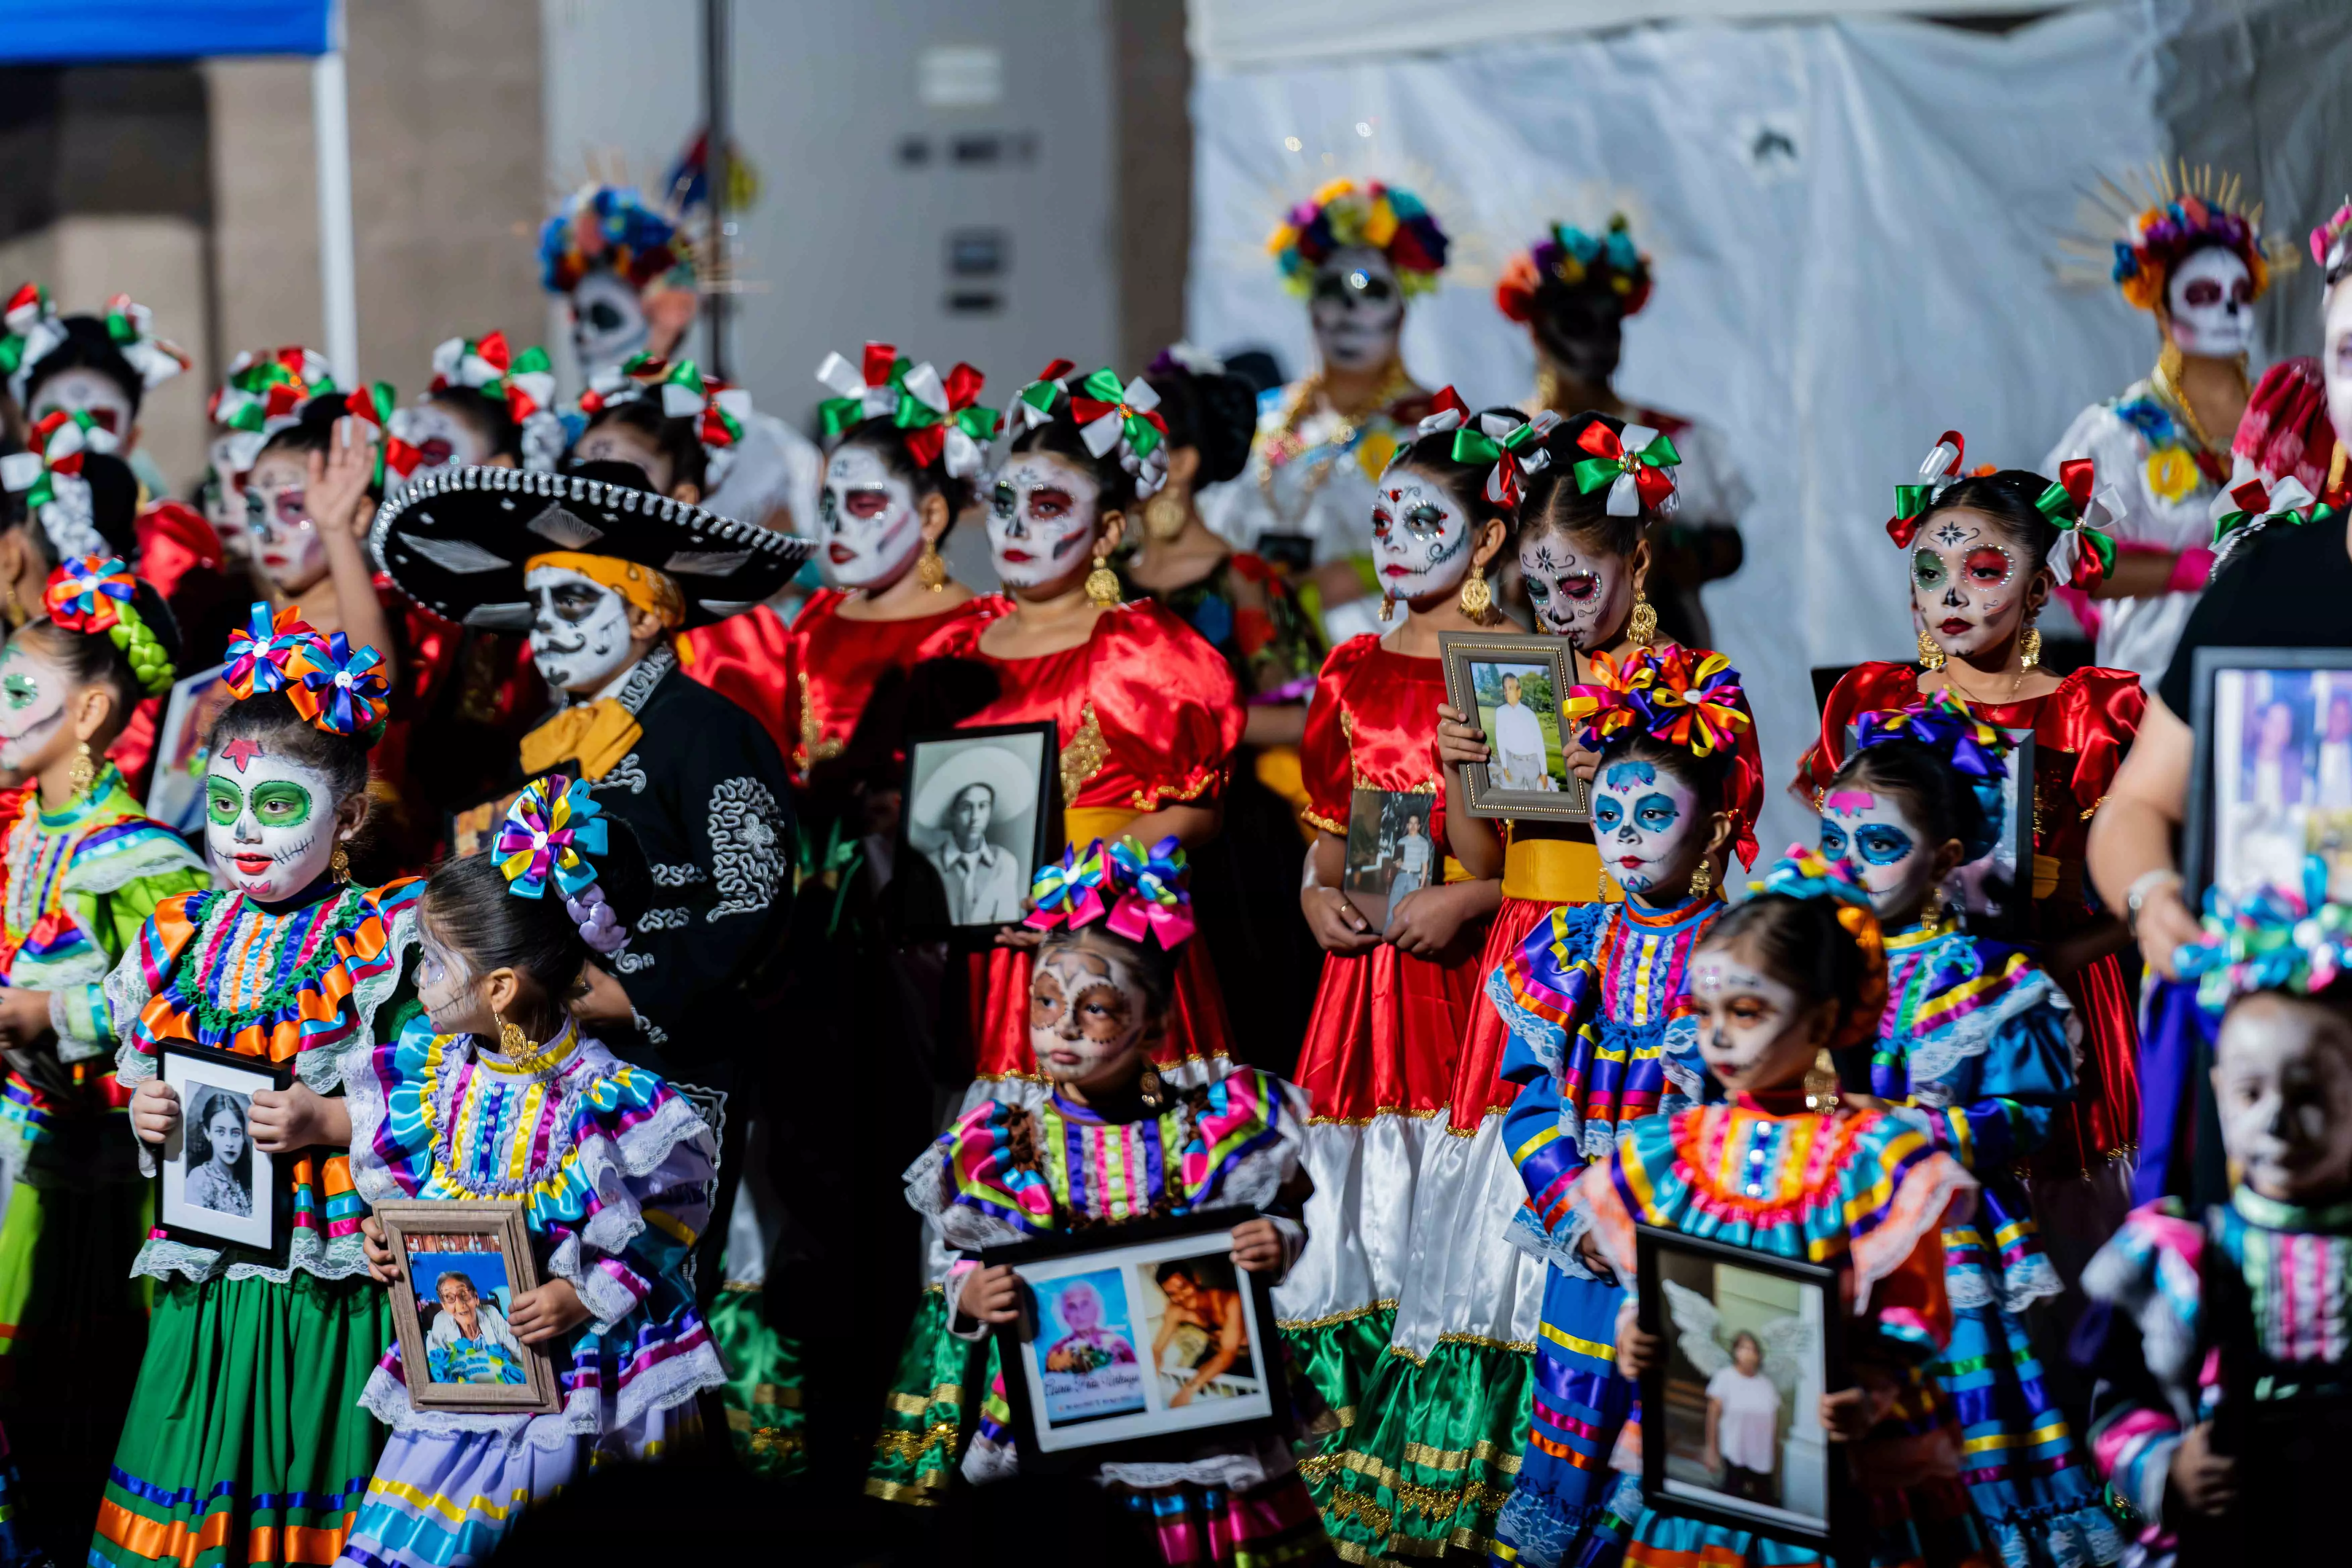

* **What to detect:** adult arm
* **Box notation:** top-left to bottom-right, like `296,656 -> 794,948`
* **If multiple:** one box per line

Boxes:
311,417 -> 399,684
2085,695 -> 2201,979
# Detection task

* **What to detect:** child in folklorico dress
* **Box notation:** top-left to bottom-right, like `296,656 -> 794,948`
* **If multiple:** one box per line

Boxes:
2074,859 -> 2352,1567
1579,850 -> 1988,1568
906,837 -> 1334,1567
100,606 -> 420,1568
1818,694 -> 2124,1568
339,774 -> 726,1566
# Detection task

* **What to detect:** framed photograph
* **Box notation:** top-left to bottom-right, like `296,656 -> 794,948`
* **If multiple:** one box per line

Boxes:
1342,786 -> 1439,932
156,1041 -> 294,1268
984,1209 -> 1285,1468
2187,648 -> 2352,903
1636,1225 -> 1859,1557
373,1199 -> 563,1416
894,722 -> 1059,936
1842,723 -> 2035,938
145,662 -> 234,835
1440,632 -> 1591,821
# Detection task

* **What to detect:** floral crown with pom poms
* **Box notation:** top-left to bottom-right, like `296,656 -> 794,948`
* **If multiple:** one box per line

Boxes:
1000,359 -> 1168,498
497,774 -> 631,959
1496,214 -> 1653,323
1749,845 -> 1890,1054
2174,855 -> 2350,1013
43,556 -> 175,695
222,602 -> 390,743
1565,644 -> 1751,759
1268,179 -> 1450,298
1024,835 -> 1195,951
1414,389 -> 1556,509
1851,689 -> 2010,863
1884,429 -> 2119,591
2106,167 -> 2279,313
539,185 -> 694,295
1,408 -> 118,561
815,341 -> 1000,481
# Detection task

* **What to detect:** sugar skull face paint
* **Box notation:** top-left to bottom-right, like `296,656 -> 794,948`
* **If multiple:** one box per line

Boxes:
397,401 -> 490,487
988,454 -> 1101,592
525,565 -> 640,695
1521,533 -> 1631,649
0,639 -> 72,772
2166,244 -> 2255,359
1310,245 -> 1406,373
1911,507 -> 2030,663
244,449 -> 328,594
1592,758 -> 1705,896
1370,466 -> 1472,603
570,269 -> 651,375
1690,942 -> 1816,1092
414,922 -> 492,1037
821,444 -> 922,589
1029,941 -> 1149,1088
1819,787 -> 1937,922
2212,992 -> 2352,1202
206,434 -> 256,560
205,748 -> 339,900
28,367 -> 134,444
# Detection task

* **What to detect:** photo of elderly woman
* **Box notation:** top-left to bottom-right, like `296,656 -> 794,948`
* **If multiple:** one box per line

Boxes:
1145,1254 -> 1262,1409
182,1086 -> 253,1218
417,1251 -> 528,1386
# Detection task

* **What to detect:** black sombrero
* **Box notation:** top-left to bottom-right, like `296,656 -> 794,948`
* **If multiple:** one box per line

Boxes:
368,463 -> 813,631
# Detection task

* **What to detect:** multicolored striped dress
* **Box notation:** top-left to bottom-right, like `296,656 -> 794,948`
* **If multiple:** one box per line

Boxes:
903,1067 -> 1336,1568
1472,894 -> 1721,1568
1858,917 -> 2123,1568
332,1013 -> 726,1567
0,767 -> 207,1557
92,877 -> 421,1568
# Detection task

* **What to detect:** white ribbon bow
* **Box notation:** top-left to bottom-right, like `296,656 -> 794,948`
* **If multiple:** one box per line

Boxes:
813,350 -> 900,421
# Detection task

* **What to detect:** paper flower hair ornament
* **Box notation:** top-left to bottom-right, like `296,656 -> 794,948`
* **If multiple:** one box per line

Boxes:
1070,368 -> 1171,498
286,630 -> 390,738
1496,214 -> 1653,324
498,774 -> 610,900
1886,430 -> 1969,548
1572,418 -> 1681,518
224,602 -> 319,699
2174,856 -> 2350,1012
0,409 -> 119,562
1025,841 -> 1110,932
1268,179 -> 1450,298
0,284 -> 66,403
43,556 -> 175,696
2032,459 -> 2122,590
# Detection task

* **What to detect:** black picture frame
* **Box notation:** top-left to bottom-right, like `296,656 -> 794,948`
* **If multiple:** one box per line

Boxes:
155,1040 -> 297,1270
1636,1225 -> 1861,1561
893,721 -> 1061,939
1439,631 -> 1592,822
982,1207 -> 1287,1472
2185,646 -> 2352,903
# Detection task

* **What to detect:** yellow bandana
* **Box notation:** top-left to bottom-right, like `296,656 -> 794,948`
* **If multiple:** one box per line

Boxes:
524,551 -> 686,630
520,700 -> 643,783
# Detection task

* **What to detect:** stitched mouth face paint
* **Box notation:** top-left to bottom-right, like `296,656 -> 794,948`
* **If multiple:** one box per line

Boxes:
1030,942 -> 1149,1088
1521,535 -> 1630,649
205,747 -> 337,900
1591,758 -> 1705,897
2213,993 -> 2352,1201
1819,786 -> 1937,922
821,443 -> 922,589
1910,506 -> 2029,664
988,454 -> 1101,592
525,566 -> 637,695
1370,465 -> 1471,603
0,639 -> 71,772
1691,945 -> 1815,1091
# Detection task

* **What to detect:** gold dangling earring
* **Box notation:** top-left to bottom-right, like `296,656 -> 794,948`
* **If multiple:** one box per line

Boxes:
67,740 -> 95,798
2019,612 -> 2042,671
331,842 -> 351,883
1804,1048 -> 1841,1114
1138,1061 -> 1166,1113
915,539 -> 948,594
1378,593 -> 1395,622
1626,587 -> 1658,647
1916,626 -> 1947,671
494,1008 -> 528,1056
1688,857 -> 1712,900
1142,486 -> 1188,542
1085,550 -> 1122,607
1457,570 -> 1493,620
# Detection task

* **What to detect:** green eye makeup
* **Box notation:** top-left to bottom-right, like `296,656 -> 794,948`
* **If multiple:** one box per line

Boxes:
1912,548 -> 1948,590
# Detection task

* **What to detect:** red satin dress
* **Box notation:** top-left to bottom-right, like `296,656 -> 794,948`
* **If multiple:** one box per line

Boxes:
370,582 -> 548,866
1795,660 -> 2146,1180
920,596 -> 1245,1087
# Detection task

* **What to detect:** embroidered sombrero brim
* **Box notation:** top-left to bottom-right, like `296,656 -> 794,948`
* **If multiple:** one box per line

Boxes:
368,464 -> 812,630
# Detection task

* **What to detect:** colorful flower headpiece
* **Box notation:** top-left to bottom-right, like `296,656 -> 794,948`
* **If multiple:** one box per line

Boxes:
43,556 -> 175,695
1852,689 -> 2010,861
1571,416 -> 1680,519
2113,189 -> 2270,313
497,774 -> 632,958
1268,179 -> 1449,298
2175,856 -> 2350,1013
1414,390 -> 1556,509
224,602 -> 316,699
1496,214 -> 1653,325
223,602 -> 389,741
817,343 -> 1001,481
0,408 -> 119,561
2313,198 -> 2352,280
1025,835 -> 1196,952
539,184 -> 694,295
1565,645 -> 1751,759
0,284 -> 66,403
1750,844 -> 1889,1051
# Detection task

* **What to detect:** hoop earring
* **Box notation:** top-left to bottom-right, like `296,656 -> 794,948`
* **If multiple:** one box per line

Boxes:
1626,589 -> 1658,647
331,842 -> 351,883
915,540 -> 949,593
1688,858 -> 1712,900
1085,551 -> 1122,607
1916,627 -> 1947,671
67,740 -> 95,798
1457,571 -> 1493,620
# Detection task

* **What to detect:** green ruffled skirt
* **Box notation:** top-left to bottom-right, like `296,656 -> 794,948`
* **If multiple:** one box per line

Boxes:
865,1287 -> 988,1506
708,1282 -> 808,1478
1278,1301 -> 1398,1436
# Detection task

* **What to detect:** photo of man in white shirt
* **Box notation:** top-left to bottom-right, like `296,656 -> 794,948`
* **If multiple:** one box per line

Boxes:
909,737 -> 1044,927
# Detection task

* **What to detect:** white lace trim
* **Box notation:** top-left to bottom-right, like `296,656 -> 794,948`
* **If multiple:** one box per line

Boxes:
358,1364 -> 598,1451
1505,1202 -> 1604,1281
62,833 -> 205,897
545,1232 -> 642,1333
1902,958 -> 2071,1091
610,1336 -> 730,1431
131,1227 -> 375,1286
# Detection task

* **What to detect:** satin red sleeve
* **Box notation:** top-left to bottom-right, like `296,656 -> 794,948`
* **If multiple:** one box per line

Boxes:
1090,600 -> 1244,811
1790,662 -> 1920,803
678,602 -> 798,759
2047,667 -> 2146,816
1300,636 -> 1375,836
1725,683 -> 1764,869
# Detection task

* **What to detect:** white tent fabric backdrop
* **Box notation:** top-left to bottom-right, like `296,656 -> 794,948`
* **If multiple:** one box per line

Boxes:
1187,5 -> 2185,861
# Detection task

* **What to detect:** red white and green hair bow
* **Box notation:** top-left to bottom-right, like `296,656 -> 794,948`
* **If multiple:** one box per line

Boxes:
1,409 -> 119,560
815,342 -> 915,439
2175,854 -> 2350,1011
652,359 -> 755,460
2034,458 -> 2122,590
210,346 -> 335,435
1418,390 -> 1556,507
224,602 -> 322,700
498,774 -> 611,900
1886,430 -> 1968,548
892,360 -> 999,480
1026,840 -> 1110,931
1573,418 -> 1681,518
102,295 -> 192,390
576,351 -> 672,417
43,555 -> 175,695
0,283 -> 66,403
429,332 -> 557,423
2212,472 -> 2321,566
342,382 -> 422,489
286,629 -> 390,738
1069,368 -> 1171,498
1005,358 -> 1078,438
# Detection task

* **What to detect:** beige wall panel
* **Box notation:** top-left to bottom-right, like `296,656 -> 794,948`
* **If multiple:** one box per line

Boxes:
205,57 -> 325,362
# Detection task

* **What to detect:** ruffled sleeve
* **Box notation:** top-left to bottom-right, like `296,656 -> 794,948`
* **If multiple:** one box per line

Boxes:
1789,662 -> 1920,804
1300,636 -> 1378,836
1843,1113 -> 1976,1326
107,888 -> 217,1085
47,819 -> 208,1060
1177,1068 -> 1311,1213
349,1010 -> 448,1199
1087,600 -> 1243,811
2045,667 -> 2146,819
2077,1198 -> 2207,1535
903,1098 -> 1057,1252
1896,938 -> 2076,1165
1490,902 -> 1608,1086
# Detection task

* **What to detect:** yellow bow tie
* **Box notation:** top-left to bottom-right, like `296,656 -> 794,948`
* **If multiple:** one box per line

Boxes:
520,699 -> 642,783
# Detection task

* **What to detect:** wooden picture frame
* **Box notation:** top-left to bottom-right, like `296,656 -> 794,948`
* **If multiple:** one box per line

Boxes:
1636,1225 -> 1860,1560
2185,646 -> 2352,904
984,1208 -> 1287,1472
155,1041 -> 296,1270
374,1199 -> 563,1416
1439,632 -> 1591,822
894,721 -> 1061,939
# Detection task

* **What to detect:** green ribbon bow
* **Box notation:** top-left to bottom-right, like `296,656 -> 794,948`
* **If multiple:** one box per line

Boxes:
817,352 -> 911,440
1070,367 -> 1164,459
1450,421 -> 1541,467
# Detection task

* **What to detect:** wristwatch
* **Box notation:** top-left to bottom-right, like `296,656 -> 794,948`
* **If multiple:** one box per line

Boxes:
2124,868 -> 2183,934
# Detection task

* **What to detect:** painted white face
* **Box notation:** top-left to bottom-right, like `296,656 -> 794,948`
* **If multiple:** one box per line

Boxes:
1819,786 -> 1938,923
821,444 -> 922,589
205,745 -> 340,901
244,449 -> 328,595
1521,532 -> 1631,649
571,269 -> 649,374
2167,245 -> 2255,360
415,920 -> 493,1037
987,454 -> 1101,592
1591,756 -> 1705,897
402,402 -> 490,484
573,420 -> 670,492
1691,943 -> 1816,1092
1310,245 -> 1405,373
1370,465 -> 1472,603
2325,281 -> 2352,453
29,367 -> 136,445
2212,993 -> 2352,1202
0,639 -> 72,772
206,435 -> 255,560
1030,942 -> 1150,1090
524,565 -> 638,695
1911,507 -> 2031,664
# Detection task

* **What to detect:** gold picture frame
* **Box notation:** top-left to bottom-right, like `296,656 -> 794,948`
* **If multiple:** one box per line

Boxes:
374,1199 -> 563,1416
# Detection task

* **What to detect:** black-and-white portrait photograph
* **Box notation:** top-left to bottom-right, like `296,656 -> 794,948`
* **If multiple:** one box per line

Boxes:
898,723 -> 1057,934
182,1085 -> 253,1218
158,1043 -> 289,1260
